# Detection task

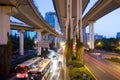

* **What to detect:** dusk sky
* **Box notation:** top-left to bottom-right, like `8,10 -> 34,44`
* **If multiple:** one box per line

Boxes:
11,0 -> 120,38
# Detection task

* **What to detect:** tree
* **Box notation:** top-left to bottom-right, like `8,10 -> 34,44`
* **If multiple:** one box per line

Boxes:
76,36 -> 84,64
24,36 -> 34,51
10,34 -> 19,54
95,38 -> 120,52
0,33 -> 12,78
65,22 -> 73,64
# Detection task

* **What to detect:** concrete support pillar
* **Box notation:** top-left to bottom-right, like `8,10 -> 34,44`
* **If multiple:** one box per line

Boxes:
55,37 -> 57,48
19,30 -> 24,55
89,21 -> 95,50
70,0 -> 73,39
77,0 -> 83,42
36,29 -> 42,55
66,0 -> 70,40
80,0 -> 83,42
0,6 -> 17,45
42,34 -> 44,40
46,34 -> 49,41
77,0 -> 80,39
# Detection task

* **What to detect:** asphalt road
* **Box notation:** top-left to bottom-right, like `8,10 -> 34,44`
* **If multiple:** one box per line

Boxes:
9,49 -> 64,80
84,53 -> 120,80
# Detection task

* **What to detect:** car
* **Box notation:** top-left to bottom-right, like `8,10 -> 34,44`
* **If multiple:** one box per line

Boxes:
94,53 -> 101,55
53,55 -> 59,60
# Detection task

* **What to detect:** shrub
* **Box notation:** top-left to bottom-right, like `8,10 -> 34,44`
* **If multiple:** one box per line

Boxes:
69,68 -> 83,80
72,53 -> 76,60
11,53 -> 37,70
105,57 -> 120,64
67,60 -> 84,68
69,67 -> 95,80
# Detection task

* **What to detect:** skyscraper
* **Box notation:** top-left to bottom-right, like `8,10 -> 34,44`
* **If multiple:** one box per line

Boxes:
24,31 -> 37,39
45,12 -> 55,28
44,12 -> 62,48
94,34 -> 103,40
116,32 -> 120,39
45,12 -> 61,33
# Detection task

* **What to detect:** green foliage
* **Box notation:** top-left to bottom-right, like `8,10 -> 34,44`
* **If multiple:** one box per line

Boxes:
11,34 -> 35,53
69,68 -> 83,80
105,57 -> 120,64
11,53 -> 37,69
65,22 -> 74,64
6,33 -> 13,74
79,67 -> 95,80
65,39 -> 73,65
76,38 -> 84,63
71,53 -> 76,60
0,33 -> 13,77
24,37 -> 34,50
10,34 -> 19,53
95,38 -> 120,53
69,68 -> 95,80
67,60 -> 84,68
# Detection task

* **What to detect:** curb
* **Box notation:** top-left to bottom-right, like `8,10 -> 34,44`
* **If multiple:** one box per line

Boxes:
85,65 -> 97,80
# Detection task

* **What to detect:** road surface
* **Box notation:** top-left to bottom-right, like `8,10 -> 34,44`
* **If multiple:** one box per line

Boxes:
84,53 -> 120,80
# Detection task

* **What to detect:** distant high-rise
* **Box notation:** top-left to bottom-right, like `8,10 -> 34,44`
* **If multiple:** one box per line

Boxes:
10,30 -> 18,36
116,32 -> 120,38
45,12 -> 61,33
45,12 -> 55,28
86,33 -> 103,42
83,28 -> 87,44
24,31 -> 37,39
94,34 -> 103,40
45,12 -> 61,44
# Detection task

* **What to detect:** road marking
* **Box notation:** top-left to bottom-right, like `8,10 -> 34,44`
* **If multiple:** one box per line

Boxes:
95,65 -> 106,73
85,66 -> 98,80
49,65 -> 62,80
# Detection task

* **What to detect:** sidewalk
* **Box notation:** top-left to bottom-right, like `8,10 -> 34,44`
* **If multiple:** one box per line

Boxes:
66,66 -> 70,80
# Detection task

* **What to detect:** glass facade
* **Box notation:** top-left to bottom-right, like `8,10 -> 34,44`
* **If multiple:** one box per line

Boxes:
45,12 -> 55,28
116,32 -> 120,38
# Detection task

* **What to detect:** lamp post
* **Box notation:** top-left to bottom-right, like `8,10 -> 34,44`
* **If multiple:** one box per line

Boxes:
34,39 -> 37,50
87,42 -> 90,48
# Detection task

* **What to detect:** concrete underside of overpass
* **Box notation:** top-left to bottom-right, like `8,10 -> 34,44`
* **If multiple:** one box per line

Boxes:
53,0 -> 120,36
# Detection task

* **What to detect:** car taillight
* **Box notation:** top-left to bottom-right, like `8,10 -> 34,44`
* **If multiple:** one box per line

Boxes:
16,74 -> 20,78
25,74 -> 28,78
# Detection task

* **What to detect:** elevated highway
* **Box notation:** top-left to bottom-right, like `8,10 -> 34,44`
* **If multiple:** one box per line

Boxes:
10,22 -> 34,31
10,22 -> 58,36
83,0 -> 120,28
53,0 -> 120,50
0,0 -> 61,58
0,0 -> 59,36
53,0 -> 120,33
53,0 -> 89,34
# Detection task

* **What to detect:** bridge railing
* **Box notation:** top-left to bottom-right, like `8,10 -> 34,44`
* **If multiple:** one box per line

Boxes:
37,40 -> 49,48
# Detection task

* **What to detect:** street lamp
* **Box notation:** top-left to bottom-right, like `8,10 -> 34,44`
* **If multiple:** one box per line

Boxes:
34,40 -> 37,45
97,42 -> 102,46
34,40 -> 37,49
118,41 -> 120,45
87,42 -> 90,48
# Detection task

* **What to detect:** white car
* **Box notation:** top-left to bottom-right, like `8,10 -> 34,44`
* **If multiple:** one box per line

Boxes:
94,53 -> 101,55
